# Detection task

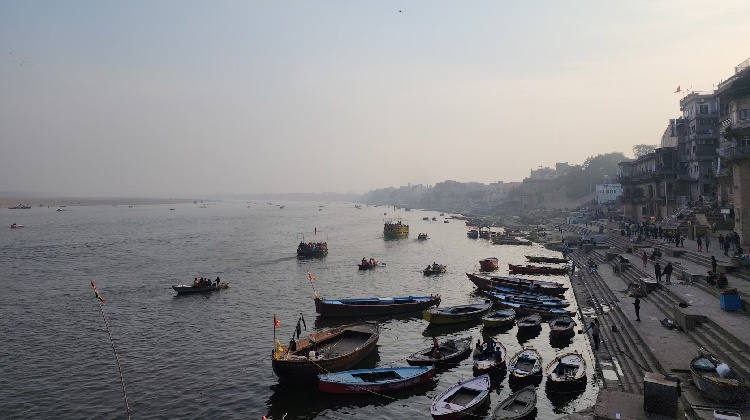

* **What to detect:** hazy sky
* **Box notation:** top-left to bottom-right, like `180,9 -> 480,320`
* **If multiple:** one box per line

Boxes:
1,1 -> 749,196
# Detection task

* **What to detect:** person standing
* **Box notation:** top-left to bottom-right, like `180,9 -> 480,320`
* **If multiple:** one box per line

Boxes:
642,251 -> 648,268
634,297 -> 641,321
711,256 -> 718,274
654,261 -> 662,282
675,232 -> 681,247
664,262 -> 674,284
697,236 -> 703,252
705,236 -> 711,251
583,319 -> 601,351
724,239 -> 731,256
719,234 -> 725,253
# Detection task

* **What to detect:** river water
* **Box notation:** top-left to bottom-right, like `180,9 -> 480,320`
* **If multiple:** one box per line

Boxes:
0,201 -> 598,419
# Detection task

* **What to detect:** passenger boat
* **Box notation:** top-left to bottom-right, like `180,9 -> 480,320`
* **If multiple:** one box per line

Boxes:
467,229 -> 479,239
10,223 -> 25,228
516,314 -> 543,331
358,259 -> 378,270
431,375 -> 491,420
423,217 -> 430,220
422,302 -> 493,325
384,218 -> 409,238
508,264 -> 568,275
297,241 -> 328,258
546,351 -> 586,390
492,236 -> 532,246
508,348 -> 543,383
479,258 -> 500,272
466,273 -> 568,296
423,264 -> 447,275
479,228 -> 491,239
481,309 -> 516,328
548,316 -> 577,340
314,295 -> 441,317
690,352 -> 747,403
491,385 -> 537,420
172,282 -> 229,294
485,291 -> 570,308
318,365 -> 435,394
418,233 -> 429,240
494,300 -> 574,318
432,217 -> 437,221
407,336 -> 473,366
271,322 -> 379,383
525,256 -> 569,264
473,339 -> 507,376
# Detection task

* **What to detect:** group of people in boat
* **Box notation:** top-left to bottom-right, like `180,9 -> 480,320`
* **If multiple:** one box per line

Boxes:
193,277 -> 220,287
297,241 -> 327,252
361,257 -> 376,266
425,262 -> 442,271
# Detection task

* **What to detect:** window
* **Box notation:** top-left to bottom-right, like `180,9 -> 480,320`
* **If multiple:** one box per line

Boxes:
740,109 -> 750,119
699,104 -> 709,114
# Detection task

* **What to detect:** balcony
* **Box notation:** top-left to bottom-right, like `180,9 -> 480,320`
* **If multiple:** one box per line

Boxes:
722,146 -> 750,161
715,168 -> 732,177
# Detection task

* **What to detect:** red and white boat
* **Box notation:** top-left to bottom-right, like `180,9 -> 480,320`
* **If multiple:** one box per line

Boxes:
431,374 -> 491,419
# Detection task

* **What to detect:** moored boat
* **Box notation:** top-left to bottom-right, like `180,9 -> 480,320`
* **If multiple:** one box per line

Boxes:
546,351 -> 586,390
491,385 -> 537,420
485,291 -> 570,308
423,302 -> 493,325
482,309 -> 516,328
494,300 -> 574,318
407,336 -> 473,366
479,228 -> 491,239
467,229 -> 479,239
525,256 -> 569,264
272,322 -> 380,383
516,314 -> 543,331
492,236 -> 532,246
314,295 -> 441,317
466,273 -> 568,296
508,264 -> 568,275
424,263 -> 447,275
431,374 -> 491,420
548,316 -> 577,340
508,348 -> 543,383
318,365 -> 435,394
473,338 -> 507,376
384,218 -> 409,238
690,352 -> 747,403
479,257 -> 499,272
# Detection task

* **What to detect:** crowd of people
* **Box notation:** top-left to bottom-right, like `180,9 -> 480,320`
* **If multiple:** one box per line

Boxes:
297,241 -> 328,255
193,277 -> 220,287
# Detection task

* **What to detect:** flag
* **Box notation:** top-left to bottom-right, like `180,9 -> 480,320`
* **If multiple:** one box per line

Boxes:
273,315 -> 280,328
275,339 -> 283,352
307,271 -> 315,282
90,281 -> 106,303
674,85 -> 681,93
314,290 -> 318,298
300,314 -> 307,329
295,320 -> 302,338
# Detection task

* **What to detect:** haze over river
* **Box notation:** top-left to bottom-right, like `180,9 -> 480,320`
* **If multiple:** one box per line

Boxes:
1,201 -> 598,419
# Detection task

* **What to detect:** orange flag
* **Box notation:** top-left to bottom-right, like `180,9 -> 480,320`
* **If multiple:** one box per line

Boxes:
307,271 -> 315,282
674,85 -> 681,93
273,315 -> 280,328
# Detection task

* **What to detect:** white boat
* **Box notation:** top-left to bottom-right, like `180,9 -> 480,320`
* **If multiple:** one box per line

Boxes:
431,375 -> 491,419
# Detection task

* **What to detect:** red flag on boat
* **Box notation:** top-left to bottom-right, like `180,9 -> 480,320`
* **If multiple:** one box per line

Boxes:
273,315 -> 280,328
307,271 -> 315,282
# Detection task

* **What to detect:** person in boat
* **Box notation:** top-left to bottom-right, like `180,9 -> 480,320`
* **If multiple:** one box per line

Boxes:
289,337 -> 297,352
362,257 -> 367,265
484,336 -> 494,355
369,258 -> 375,265
194,278 -> 199,286
431,336 -> 441,359
215,276 -> 220,286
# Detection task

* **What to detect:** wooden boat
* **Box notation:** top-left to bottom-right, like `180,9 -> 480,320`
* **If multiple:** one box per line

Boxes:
525,256 -> 568,264
172,282 -> 229,294
546,351 -> 586,390
423,217 -> 430,220
466,273 -> 568,296
508,348 -> 543,382
479,228 -> 491,239
516,314 -> 542,331
423,302 -> 493,325
486,291 -> 570,308
479,258 -> 499,272
473,339 -> 507,376
490,285 -> 566,301
548,316 -> 577,340
690,352 -> 747,403
384,218 -> 409,238
271,322 -> 379,383
494,300 -> 575,318
10,223 -> 25,228
492,236 -> 532,246
297,232 -> 328,258
424,264 -> 447,275
431,374 -> 491,419
407,336 -> 473,366
358,259 -> 378,270
432,217 -> 437,221
491,385 -> 537,420
482,309 -> 516,328
418,233 -> 429,240
318,365 -> 435,394
444,220 -> 449,223
314,295 -> 441,317
508,264 -> 567,275
467,229 -> 479,239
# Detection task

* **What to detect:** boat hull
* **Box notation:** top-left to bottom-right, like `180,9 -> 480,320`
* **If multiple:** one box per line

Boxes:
481,309 -> 516,328
492,385 -> 537,420
546,351 -> 587,391
509,264 -> 567,275
407,337 -> 473,366
314,295 -> 441,317
508,349 -> 543,383
423,302 -> 493,325
172,283 -> 229,294
431,375 -> 491,420
690,354 -> 747,403
479,258 -> 499,272
466,273 -> 567,296
318,366 -> 435,394
272,322 -> 379,383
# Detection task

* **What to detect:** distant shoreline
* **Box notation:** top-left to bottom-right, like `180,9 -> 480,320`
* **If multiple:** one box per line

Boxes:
0,197 -> 199,208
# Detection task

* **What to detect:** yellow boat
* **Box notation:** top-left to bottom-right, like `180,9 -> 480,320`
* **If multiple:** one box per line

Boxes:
383,218 -> 409,238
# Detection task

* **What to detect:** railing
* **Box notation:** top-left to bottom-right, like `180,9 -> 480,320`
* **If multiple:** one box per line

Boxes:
722,146 -> 750,160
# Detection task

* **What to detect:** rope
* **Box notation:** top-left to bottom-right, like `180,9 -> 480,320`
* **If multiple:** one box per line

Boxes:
93,292 -> 131,420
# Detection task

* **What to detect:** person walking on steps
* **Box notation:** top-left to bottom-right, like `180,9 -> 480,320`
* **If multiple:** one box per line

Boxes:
654,261 -> 662,283
664,262 -> 674,284
583,319 -> 601,351
634,297 -> 641,321
642,251 -> 648,268
697,236 -> 703,252
711,256 -> 718,274
705,236 -> 711,251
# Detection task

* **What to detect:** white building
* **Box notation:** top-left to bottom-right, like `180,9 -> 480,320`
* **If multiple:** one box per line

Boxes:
596,182 -> 623,204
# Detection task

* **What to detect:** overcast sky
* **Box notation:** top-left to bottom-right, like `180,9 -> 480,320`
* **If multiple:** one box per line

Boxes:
1,1 -> 748,196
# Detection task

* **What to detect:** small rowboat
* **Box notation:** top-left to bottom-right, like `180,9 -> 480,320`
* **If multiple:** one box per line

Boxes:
10,223 -> 25,228
314,295 -> 441,317
424,264 -> 447,275
525,256 -> 568,264
473,340 -> 507,376
358,260 -> 379,270
549,316 -> 577,340
482,309 -> 516,328
515,314 -> 542,332
486,291 -> 570,308
423,302 -> 493,325
508,348 -> 543,383
508,264 -> 567,275
431,375 -> 491,419
407,336 -> 472,366
479,257 -> 499,272
318,365 -> 435,394
418,233 -> 429,240
494,300 -> 575,318
690,351 -> 747,403
546,351 -> 586,391
172,283 -> 229,294
492,385 -> 537,420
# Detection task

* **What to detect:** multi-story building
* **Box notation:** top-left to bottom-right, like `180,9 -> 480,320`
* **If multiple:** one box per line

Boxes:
618,147 -> 681,221
678,91 -> 720,201
595,182 -> 623,205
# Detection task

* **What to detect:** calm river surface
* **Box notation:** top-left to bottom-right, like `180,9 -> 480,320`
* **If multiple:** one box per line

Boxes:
0,201 -> 598,419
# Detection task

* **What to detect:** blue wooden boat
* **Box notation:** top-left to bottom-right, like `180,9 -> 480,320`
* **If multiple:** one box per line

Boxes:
493,300 -> 574,318
315,295 -> 441,317
318,365 -> 435,394
486,291 -> 570,308
423,302 -> 493,325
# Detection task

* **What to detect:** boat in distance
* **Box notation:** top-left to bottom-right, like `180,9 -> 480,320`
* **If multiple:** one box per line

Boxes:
491,385 -> 537,420
424,263 -> 447,275
525,256 -> 569,264
690,351 -> 747,403
546,351 -> 587,390
271,322 -> 379,383
508,264 -> 568,275
318,365 -> 435,394
431,374 -> 491,420
407,336 -> 473,366
384,218 -> 409,238
314,295 -> 441,317
479,257 -> 499,272
172,282 -> 229,294
422,302 -> 493,325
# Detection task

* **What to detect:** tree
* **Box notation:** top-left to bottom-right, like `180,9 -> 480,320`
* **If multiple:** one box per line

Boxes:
632,144 -> 657,158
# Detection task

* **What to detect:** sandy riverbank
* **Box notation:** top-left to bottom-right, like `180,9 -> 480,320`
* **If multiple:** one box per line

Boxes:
0,197 -> 200,208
